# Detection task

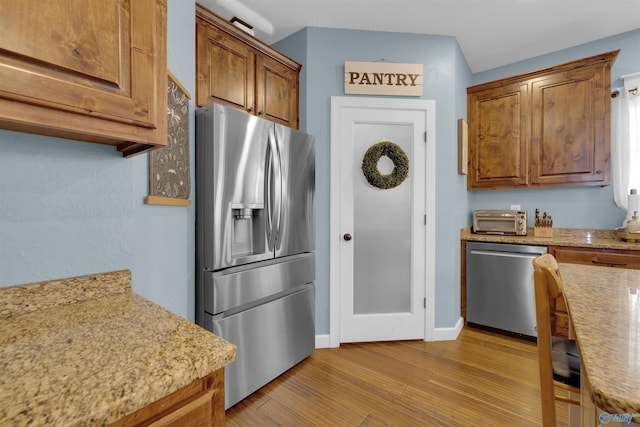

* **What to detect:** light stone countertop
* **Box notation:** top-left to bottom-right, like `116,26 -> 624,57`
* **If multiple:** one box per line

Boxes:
460,227 -> 640,250
560,263 -> 640,420
0,270 -> 236,426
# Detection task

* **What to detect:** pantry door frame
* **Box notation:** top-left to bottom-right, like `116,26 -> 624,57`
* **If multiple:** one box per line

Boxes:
329,96 -> 436,347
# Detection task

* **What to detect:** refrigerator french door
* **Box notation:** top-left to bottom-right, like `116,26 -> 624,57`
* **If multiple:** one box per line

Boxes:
195,103 -> 315,409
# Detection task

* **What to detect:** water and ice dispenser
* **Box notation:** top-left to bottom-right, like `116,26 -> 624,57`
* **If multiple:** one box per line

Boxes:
231,203 -> 265,258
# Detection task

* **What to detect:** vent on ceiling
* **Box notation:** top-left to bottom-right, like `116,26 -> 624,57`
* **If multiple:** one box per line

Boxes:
230,16 -> 254,36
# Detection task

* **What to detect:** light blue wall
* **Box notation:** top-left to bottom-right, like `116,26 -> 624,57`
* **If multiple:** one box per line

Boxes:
0,0 -> 197,321
2,5 -> 638,334
469,29 -> 640,230
276,28 -> 472,331
276,26 -> 640,334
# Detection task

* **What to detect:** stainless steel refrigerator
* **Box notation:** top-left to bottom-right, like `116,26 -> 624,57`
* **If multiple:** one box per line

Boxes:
195,103 -> 315,409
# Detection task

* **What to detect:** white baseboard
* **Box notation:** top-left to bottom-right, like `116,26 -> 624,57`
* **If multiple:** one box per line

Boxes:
433,316 -> 464,341
315,334 -> 331,349
315,317 -> 464,348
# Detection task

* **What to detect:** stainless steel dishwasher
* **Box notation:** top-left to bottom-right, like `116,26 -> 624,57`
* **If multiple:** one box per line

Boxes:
466,241 -> 547,339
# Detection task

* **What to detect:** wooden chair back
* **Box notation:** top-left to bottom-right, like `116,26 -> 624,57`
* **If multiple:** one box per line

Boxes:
532,254 -> 579,426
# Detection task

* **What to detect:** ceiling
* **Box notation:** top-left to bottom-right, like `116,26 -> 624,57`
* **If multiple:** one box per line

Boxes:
199,0 -> 640,73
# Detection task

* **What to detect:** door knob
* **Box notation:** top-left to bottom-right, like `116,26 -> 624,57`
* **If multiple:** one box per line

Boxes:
343,233 -> 352,241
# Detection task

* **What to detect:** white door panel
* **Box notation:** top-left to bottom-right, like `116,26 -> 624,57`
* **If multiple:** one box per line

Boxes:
331,98 -> 434,343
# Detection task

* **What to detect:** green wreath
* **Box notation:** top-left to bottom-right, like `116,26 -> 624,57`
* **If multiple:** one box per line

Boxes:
361,141 -> 409,189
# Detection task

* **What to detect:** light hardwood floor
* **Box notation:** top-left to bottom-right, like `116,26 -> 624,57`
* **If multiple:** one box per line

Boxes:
226,327 -> 569,426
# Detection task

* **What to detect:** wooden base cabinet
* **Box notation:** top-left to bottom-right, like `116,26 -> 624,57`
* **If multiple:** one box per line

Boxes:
109,369 -> 225,427
551,245 -> 640,270
0,0 -> 168,156
467,51 -> 618,190
549,245 -> 640,338
196,5 -> 300,129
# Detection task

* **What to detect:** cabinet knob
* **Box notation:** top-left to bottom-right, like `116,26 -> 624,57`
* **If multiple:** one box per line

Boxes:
343,233 -> 352,241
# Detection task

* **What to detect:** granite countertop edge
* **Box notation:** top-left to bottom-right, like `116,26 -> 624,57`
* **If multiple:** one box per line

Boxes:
560,264 -> 640,419
460,227 -> 640,251
0,270 -> 236,426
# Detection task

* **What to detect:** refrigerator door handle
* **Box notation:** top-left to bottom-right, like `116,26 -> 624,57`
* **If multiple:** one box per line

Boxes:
266,128 -> 282,251
273,128 -> 283,249
266,135 -> 274,250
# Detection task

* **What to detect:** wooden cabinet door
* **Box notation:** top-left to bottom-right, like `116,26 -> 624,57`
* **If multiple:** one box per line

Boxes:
0,0 -> 167,155
256,55 -> 299,128
467,82 -> 530,189
196,19 -> 255,112
530,64 -> 610,186
551,246 -> 640,270
195,5 -> 301,129
110,370 -> 225,427
549,244 -> 640,337
148,389 -> 215,427
466,50 -> 617,189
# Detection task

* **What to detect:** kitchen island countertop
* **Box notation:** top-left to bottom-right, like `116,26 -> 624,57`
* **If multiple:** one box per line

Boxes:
561,263 -> 640,422
0,270 -> 236,426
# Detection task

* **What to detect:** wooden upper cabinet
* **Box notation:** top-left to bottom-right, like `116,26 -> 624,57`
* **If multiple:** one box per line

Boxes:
256,55 -> 299,126
467,50 -> 618,190
196,4 -> 301,129
0,0 -> 168,156
530,64 -> 609,186
467,82 -> 530,188
196,18 -> 256,112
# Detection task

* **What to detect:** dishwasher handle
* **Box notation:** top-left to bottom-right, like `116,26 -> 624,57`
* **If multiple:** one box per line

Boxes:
469,249 -> 546,259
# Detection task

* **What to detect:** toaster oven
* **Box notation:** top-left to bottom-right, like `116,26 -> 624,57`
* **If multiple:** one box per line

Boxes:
473,210 -> 527,236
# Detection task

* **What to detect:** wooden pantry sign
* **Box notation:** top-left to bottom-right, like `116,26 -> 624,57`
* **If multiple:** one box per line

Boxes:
344,61 -> 423,96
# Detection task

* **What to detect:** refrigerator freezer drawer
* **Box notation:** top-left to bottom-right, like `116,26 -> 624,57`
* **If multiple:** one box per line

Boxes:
205,253 -> 315,315
204,284 -> 315,409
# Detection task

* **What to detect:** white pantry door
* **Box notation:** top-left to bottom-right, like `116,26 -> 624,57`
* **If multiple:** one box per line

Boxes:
330,96 -> 436,344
